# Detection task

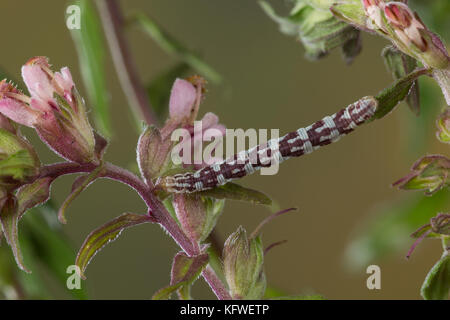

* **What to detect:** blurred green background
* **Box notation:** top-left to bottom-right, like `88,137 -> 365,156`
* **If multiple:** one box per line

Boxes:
0,0 -> 448,299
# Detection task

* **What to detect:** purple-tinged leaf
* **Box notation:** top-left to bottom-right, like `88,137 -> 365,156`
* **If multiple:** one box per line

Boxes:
199,182 -> 272,206
173,194 -> 224,243
58,165 -> 104,224
0,194 -> 30,273
137,125 -> 173,184
173,194 -> 206,243
16,177 -> 54,219
153,252 -> 209,300
392,155 -> 450,196
75,213 -> 153,279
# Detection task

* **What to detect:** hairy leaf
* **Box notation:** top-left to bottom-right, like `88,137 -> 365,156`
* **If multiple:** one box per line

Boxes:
153,252 -> 209,300
17,177 -> 54,219
199,182 -> 272,206
137,125 -> 172,183
374,68 -> 432,120
382,46 -> 420,115
0,195 -> 29,273
76,213 -> 152,279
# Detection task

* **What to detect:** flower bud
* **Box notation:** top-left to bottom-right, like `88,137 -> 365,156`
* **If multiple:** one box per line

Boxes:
430,213 -> 450,236
222,226 -> 266,299
392,155 -> 450,195
436,108 -> 450,144
0,57 -> 100,164
0,112 -> 40,192
360,1 -> 449,69
384,3 -> 427,52
407,213 -> 450,259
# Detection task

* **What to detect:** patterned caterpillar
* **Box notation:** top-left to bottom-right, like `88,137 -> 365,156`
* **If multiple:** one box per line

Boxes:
158,96 -> 378,193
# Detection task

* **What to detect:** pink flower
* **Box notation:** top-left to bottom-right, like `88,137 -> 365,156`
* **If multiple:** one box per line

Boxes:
383,2 -> 427,51
166,77 -> 226,169
0,57 -> 98,164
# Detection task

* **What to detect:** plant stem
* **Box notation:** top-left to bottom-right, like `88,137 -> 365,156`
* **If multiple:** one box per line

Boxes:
96,0 -> 157,126
202,266 -> 232,300
40,161 -> 230,299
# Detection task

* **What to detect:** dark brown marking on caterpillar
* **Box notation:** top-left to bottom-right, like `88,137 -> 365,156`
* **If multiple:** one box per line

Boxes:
158,96 -> 378,193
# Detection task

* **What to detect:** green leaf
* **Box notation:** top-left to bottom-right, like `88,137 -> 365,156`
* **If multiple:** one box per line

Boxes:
382,46 -> 420,115
260,0 -> 361,63
199,182 -> 272,206
373,68 -> 432,120
329,2 -> 367,29
131,13 -> 221,84
0,195 -> 30,273
147,63 -> 191,120
75,213 -> 152,279
70,0 -> 111,137
153,252 -> 208,300
58,165 -> 104,224
421,253 -> 450,300
16,177 -> 54,219
345,189 -> 450,270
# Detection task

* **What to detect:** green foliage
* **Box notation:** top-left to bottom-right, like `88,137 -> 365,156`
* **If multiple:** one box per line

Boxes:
131,13 -> 221,84
153,252 -> 209,300
0,195 -> 29,273
260,0 -> 361,63
0,203 -> 88,299
75,213 -> 153,279
382,46 -> 420,115
70,0 -> 111,137
345,189 -> 450,270
421,252 -> 450,300
199,182 -> 272,206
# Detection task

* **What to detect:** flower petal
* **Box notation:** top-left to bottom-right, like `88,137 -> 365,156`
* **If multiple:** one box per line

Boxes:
0,98 -> 37,127
53,67 -> 74,93
200,112 -> 219,129
169,79 -> 197,119
21,65 -> 53,102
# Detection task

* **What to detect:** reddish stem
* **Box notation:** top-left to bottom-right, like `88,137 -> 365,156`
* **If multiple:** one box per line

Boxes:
40,161 -> 230,299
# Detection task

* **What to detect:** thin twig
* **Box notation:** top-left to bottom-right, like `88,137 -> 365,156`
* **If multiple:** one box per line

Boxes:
96,0 -> 157,126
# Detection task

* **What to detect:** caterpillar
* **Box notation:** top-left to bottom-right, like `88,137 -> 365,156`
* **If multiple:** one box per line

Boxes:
158,96 -> 378,193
